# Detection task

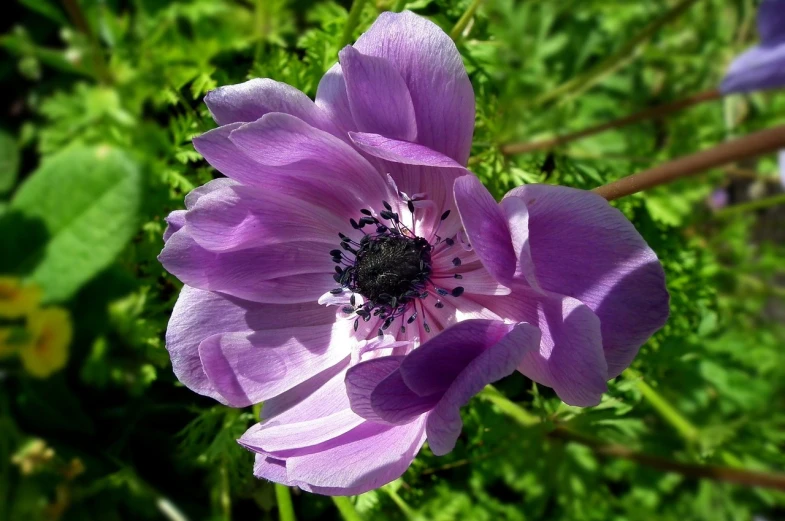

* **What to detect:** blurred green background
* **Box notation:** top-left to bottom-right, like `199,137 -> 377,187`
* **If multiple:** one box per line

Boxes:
1,0 -> 785,520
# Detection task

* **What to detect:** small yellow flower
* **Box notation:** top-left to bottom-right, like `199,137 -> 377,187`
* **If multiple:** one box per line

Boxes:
19,307 -> 72,379
0,277 -> 42,319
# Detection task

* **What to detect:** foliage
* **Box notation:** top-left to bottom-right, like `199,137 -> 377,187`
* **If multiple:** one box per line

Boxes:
1,0 -> 784,520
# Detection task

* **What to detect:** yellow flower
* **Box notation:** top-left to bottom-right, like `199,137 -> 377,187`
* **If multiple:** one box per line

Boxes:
0,277 -> 42,319
19,307 -> 72,379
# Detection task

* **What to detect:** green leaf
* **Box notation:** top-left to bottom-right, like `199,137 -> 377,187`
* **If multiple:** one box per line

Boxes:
0,131 -> 20,193
7,145 -> 142,302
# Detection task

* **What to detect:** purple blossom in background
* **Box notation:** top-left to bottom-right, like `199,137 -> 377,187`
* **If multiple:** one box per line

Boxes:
159,11 -> 669,495
720,0 -> 785,94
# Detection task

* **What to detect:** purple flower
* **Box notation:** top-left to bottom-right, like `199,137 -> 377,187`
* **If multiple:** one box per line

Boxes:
160,11 -> 669,495
720,0 -> 785,94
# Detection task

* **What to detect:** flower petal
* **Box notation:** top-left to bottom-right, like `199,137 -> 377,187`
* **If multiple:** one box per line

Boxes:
504,184 -> 669,377
353,11 -> 474,165
453,175 -> 516,286
758,0 -> 785,47
345,356 -> 410,423
426,322 -> 541,455
184,184 -> 346,252
720,43 -> 785,94
339,46 -> 417,141
204,78 -> 338,135
349,132 -> 465,169
481,287 -> 609,406
165,286 -> 336,404
163,210 -> 186,242
159,229 -> 335,302
198,322 -> 351,407
285,418 -> 426,495
315,63 -> 356,135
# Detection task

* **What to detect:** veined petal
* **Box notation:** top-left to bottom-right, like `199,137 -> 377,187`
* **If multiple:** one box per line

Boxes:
720,43 -> 785,94
504,184 -> 669,377
165,286 -> 336,404
204,78 -> 339,136
426,322 -> 540,455
198,322 -> 352,407
349,133 -> 465,169
339,46 -> 417,141
353,11 -> 475,165
454,175 -> 516,286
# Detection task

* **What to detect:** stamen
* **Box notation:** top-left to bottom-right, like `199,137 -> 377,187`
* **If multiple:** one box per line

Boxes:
451,287 -> 465,297
452,257 -> 462,267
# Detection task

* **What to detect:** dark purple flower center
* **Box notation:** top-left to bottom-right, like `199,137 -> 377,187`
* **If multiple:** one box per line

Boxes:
329,200 -> 464,336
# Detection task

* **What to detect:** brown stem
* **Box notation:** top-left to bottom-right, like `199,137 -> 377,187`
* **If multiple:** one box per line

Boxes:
549,427 -> 785,491
501,89 -> 721,156
593,125 -> 785,201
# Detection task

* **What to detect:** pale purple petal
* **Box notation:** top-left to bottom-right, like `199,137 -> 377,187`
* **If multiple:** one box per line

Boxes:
426,322 -> 541,455
184,178 -> 238,209
165,286 -> 336,404
349,133 -> 465,169
184,184 -> 347,252
262,359 -> 350,419
204,78 -> 339,136
453,175 -> 516,286
480,287 -> 609,406
192,124 -> 271,185
339,46 -> 417,141
353,11 -> 475,164
315,63 -> 356,135
505,184 -> 669,378
499,196 -> 541,292
345,356 -> 407,423
284,418 -> 426,495
163,210 -> 186,242
198,322 -> 351,407
159,230 -> 335,302
779,149 -> 785,187
720,43 -> 785,94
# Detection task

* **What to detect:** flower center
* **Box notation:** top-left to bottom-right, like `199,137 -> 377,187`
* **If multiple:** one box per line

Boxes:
328,200 -> 465,336
353,235 -> 432,308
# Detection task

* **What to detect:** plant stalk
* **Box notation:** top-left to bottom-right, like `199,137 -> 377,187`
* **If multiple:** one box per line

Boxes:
332,496 -> 364,521
593,125 -> 785,201
450,0 -> 483,41
341,0 -> 370,48
502,90 -> 721,155
275,485 -> 296,521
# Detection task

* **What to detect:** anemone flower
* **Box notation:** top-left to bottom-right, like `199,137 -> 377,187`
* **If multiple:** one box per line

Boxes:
159,11 -> 669,495
720,0 -> 785,94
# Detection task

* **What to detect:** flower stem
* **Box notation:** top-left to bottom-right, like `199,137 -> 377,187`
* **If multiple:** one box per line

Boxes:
478,385 -> 539,426
384,487 -> 415,519
623,370 -> 700,443
501,90 -> 720,155
391,0 -> 408,12
332,496 -> 364,521
593,125 -> 785,201
275,485 -> 296,521
534,0 -> 699,106
450,0 -> 483,41
341,0 -> 370,48
715,193 -> 785,217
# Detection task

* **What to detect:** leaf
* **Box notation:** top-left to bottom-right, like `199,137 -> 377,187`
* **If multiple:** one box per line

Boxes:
7,145 -> 142,302
0,130 -> 20,193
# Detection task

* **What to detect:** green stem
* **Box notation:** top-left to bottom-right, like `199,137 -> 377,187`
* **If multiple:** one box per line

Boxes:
341,0 -> 370,47
384,488 -> 415,519
275,485 -> 296,521
450,0 -> 483,41
715,193 -> 785,217
535,0 -> 699,106
392,0 -> 408,12
478,385 -> 539,427
623,370 -> 700,442
332,496 -> 363,521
